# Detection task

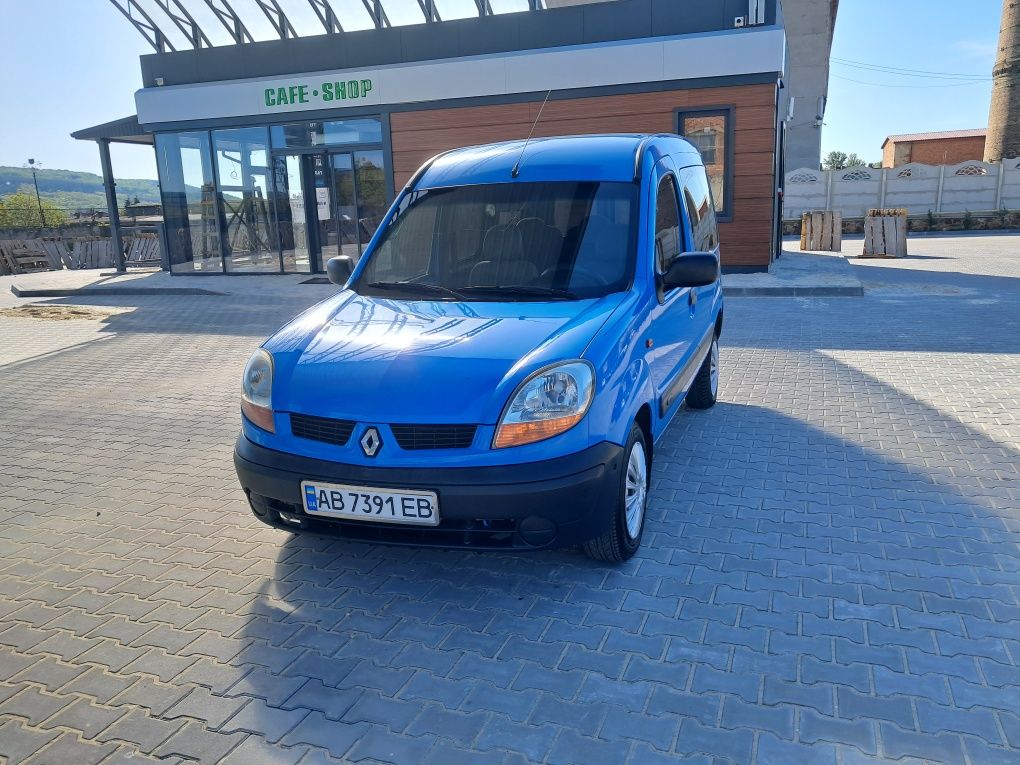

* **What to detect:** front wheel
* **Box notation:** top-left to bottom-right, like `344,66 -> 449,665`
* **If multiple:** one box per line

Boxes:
583,423 -> 649,563
685,335 -> 719,410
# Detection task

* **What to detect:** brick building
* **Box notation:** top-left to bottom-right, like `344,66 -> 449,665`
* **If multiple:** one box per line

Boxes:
882,129 -> 987,168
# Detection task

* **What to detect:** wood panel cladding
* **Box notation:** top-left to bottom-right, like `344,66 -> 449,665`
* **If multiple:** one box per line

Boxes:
391,83 -> 778,267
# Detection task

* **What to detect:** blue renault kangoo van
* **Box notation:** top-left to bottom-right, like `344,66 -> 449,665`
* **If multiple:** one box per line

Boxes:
234,134 -> 723,562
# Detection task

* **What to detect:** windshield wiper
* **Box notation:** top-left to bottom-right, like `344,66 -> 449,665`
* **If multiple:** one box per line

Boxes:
458,285 -> 579,300
365,281 -> 466,300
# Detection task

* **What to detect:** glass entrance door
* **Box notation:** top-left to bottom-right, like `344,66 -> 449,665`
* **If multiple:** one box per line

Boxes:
272,149 -> 388,273
272,154 -> 312,273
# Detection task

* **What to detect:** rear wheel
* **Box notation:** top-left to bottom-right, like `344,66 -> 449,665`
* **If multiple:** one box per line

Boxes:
583,423 -> 648,563
685,336 -> 719,410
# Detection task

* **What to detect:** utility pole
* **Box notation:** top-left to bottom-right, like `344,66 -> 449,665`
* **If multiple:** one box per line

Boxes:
25,158 -> 46,227
985,0 -> 1020,161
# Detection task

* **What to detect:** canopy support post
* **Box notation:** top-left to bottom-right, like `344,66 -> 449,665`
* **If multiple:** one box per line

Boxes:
98,139 -> 126,273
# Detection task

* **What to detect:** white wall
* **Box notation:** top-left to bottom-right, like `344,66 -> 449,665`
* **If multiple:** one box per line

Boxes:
783,160 -> 1020,219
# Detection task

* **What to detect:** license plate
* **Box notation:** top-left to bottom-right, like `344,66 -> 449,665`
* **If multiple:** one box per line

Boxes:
300,480 -> 440,526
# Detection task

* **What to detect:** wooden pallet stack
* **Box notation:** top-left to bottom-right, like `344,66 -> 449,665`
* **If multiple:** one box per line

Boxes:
69,238 -> 118,270
800,211 -> 842,252
0,238 -> 69,275
862,209 -> 909,258
124,233 -> 162,266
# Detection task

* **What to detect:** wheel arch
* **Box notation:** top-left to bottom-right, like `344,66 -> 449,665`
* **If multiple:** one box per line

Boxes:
633,403 -> 653,467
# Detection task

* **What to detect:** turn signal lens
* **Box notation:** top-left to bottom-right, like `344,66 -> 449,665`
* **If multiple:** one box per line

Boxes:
493,413 -> 586,449
241,349 -> 275,433
241,400 -> 275,433
493,361 -> 594,449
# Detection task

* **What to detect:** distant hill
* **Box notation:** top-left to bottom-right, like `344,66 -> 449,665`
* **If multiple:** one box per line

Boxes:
0,166 -> 162,213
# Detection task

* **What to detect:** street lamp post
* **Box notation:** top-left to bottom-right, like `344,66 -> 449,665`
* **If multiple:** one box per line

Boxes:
25,158 -> 46,228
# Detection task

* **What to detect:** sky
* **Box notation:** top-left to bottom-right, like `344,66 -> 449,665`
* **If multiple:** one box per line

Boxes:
821,0 -> 1000,165
0,0 -> 1004,181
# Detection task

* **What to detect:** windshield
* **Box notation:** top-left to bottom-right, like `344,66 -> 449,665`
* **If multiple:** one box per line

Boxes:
355,181 -> 638,301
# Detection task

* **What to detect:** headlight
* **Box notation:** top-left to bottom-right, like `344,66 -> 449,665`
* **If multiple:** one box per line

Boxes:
241,349 -> 275,432
493,361 -> 594,449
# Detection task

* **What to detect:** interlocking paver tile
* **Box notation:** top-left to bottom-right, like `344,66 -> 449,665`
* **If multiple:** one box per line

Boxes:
94,707 -> 183,751
0,686 -> 73,725
152,721 -> 247,762
1,237 -> 1019,763
39,696 -> 126,739
0,719 -> 60,764
20,731 -> 118,765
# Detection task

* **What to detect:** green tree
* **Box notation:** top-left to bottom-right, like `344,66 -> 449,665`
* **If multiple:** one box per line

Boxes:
823,151 -> 872,170
822,151 -> 849,170
0,191 -> 69,228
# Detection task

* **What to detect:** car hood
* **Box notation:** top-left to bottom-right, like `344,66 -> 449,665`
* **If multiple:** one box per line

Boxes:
266,290 -> 623,424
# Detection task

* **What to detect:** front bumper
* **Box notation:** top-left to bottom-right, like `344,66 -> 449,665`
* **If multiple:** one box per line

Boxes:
233,435 -> 624,550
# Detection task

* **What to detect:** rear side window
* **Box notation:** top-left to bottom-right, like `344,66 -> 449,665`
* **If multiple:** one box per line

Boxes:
654,174 -> 682,274
681,168 -> 719,252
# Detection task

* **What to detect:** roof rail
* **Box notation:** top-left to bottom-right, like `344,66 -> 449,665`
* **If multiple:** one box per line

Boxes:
400,150 -> 454,194
633,136 -> 655,181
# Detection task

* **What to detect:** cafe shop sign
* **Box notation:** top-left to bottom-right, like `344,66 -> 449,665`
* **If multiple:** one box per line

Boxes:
264,78 -> 374,108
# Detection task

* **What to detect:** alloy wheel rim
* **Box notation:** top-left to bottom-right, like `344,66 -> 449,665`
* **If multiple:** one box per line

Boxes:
709,339 -> 719,396
624,441 -> 648,540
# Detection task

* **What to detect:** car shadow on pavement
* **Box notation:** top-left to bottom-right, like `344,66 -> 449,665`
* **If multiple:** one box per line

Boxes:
221,351 -> 1019,764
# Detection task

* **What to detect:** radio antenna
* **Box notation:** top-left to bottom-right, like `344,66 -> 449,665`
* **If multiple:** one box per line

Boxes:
511,90 -> 552,178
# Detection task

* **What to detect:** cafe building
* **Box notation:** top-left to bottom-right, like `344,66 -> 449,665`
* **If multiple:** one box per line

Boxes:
75,0 -> 791,273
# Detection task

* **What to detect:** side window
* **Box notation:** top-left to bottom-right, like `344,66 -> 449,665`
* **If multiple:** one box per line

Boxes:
654,174 -> 682,274
682,169 -> 719,252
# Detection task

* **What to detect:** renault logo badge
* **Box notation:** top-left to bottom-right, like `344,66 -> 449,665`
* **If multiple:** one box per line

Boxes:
360,427 -> 382,457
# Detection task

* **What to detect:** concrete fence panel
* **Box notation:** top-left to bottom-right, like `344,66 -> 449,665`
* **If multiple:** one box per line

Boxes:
882,163 -> 941,213
783,168 -> 825,219
940,162 -> 999,213
784,161 -> 1020,219
1000,160 -> 1020,209
830,166 -> 883,218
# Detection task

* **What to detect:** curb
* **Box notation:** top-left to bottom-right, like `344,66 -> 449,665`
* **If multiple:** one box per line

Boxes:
724,285 -> 864,297
11,285 -> 225,297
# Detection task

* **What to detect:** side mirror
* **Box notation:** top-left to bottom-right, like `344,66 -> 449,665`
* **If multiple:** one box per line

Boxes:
326,256 -> 355,286
662,252 -> 719,290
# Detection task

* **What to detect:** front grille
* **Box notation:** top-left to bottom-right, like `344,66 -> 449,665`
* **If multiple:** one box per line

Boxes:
290,413 -> 356,446
390,424 -> 477,450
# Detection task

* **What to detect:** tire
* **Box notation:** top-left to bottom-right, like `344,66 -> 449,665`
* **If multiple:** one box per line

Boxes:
685,335 -> 719,410
583,423 -> 649,563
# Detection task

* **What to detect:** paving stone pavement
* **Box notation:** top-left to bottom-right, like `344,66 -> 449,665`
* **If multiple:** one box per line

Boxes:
0,235 -> 1017,764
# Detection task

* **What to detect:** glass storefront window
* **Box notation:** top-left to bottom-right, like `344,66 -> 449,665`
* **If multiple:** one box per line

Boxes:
155,131 -> 221,273
212,127 -> 281,272
270,118 -> 382,149
154,119 -> 388,275
678,109 -> 731,218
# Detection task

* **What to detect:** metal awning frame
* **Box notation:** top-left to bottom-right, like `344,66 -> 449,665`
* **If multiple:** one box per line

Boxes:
109,0 -> 549,50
